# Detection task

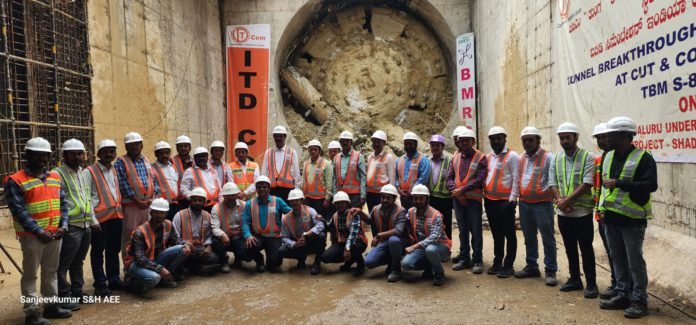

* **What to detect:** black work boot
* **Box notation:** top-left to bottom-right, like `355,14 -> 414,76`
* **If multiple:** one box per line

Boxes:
515,266 -> 541,278
600,295 -> 631,310
624,301 -> 649,319
432,273 -> 445,286
560,278 -> 584,292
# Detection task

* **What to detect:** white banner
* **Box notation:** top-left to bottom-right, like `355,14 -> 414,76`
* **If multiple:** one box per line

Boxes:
456,33 -> 476,130
555,0 -> 696,163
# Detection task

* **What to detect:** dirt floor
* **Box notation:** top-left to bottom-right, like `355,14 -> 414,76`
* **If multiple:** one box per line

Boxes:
0,225 -> 693,324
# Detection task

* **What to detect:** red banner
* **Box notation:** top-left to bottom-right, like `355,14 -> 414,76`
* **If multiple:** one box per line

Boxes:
226,24 -> 270,163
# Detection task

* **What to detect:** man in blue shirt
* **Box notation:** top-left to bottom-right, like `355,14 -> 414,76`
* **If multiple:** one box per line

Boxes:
242,176 -> 292,273
396,132 -> 431,210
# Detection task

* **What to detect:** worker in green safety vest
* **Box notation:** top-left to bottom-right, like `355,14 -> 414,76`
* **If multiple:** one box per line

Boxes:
598,116 -> 658,320
53,138 -> 99,305
549,122 -> 598,299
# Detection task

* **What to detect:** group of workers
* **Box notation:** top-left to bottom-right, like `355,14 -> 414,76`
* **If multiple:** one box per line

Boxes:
6,116 -> 657,324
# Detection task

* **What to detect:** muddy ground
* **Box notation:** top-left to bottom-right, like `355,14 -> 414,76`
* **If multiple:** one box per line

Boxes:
0,226 -> 693,324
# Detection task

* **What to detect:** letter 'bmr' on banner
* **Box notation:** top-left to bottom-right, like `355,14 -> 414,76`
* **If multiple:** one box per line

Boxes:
226,24 -> 270,163
456,33 -> 476,131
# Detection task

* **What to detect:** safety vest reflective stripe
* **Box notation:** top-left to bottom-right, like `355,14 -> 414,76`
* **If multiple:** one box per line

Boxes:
54,166 -> 92,223
484,151 -> 513,200
302,158 -> 328,199
172,156 -> 190,199
191,167 -> 220,207
180,208 -> 210,242
8,170 -> 62,236
518,149 -> 554,203
86,165 -> 123,223
334,151 -> 361,194
366,153 -> 388,193
139,220 -> 172,260
407,206 -> 451,249
267,148 -> 295,189
430,156 -> 452,199
333,210 -> 367,243
452,151 -> 484,201
230,160 -> 257,192
151,163 -> 176,203
282,206 -> 312,238
599,149 -> 652,219
215,201 -> 244,237
372,205 -> 404,233
555,148 -> 593,208
119,155 -> 155,204
251,197 -> 280,237
397,154 -> 422,193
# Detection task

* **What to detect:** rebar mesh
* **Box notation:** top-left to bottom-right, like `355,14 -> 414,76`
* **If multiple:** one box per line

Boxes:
0,0 -> 92,206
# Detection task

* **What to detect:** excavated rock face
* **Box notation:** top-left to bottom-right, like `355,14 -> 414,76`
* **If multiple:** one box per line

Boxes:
281,4 -> 453,156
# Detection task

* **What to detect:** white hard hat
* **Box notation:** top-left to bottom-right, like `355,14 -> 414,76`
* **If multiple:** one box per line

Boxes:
380,184 -> 399,197
339,131 -> 354,140
221,182 -> 241,196
150,198 -> 170,212
556,122 -> 580,134
188,187 -> 208,199
606,116 -> 637,133
176,135 -> 192,145
124,132 -> 143,144
234,142 -> 249,151
255,175 -> 271,185
210,140 -> 225,149
459,128 -> 476,139
333,191 -> 350,203
328,141 -> 341,150
272,125 -> 288,135
403,131 -> 419,141
154,141 -> 171,151
520,126 -> 542,138
452,126 -> 466,138
371,130 -> 387,141
25,137 -> 52,153
192,147 -> 208,156
288,189 -> 305,201
62,138 -> 85,152
97,139 -> 117,151
487,126 -> 507,137
411,184 -> 430,196
307,139 -> 322,149
593,123 -> 609,136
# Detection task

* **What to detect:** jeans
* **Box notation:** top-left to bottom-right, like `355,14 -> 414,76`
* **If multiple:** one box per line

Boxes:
364,236 -> 408,271
211,236 -> 248,264
90,218 -> 122,289
305,197 -> 329,220
278,234 -> 326,265
558,214 -> 596,285
485,199 -> 517,268
453,198 -> 483,263
430,196 -> 453,238
519,201 -> 557,273
401,243 -> 450,275
604,223 -> 648,304
400,196 -> 413,211
322,240 -> 367,265
183,247 -> 220,274
58,225 -> 91,296
597,218 -> 617,288
128,245 -> 186,291
246,236 -> 283,268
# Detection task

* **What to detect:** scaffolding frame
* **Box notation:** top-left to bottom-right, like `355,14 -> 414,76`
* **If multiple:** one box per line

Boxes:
0,0 -> 93,205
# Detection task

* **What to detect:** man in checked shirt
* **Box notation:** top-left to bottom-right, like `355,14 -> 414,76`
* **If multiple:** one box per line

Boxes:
124,198 -> 192,293
401,184 -> 451,286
